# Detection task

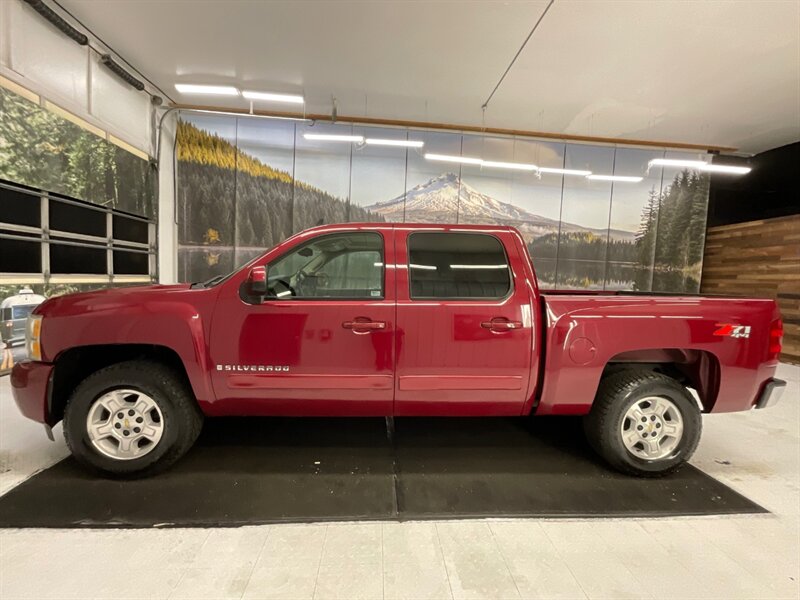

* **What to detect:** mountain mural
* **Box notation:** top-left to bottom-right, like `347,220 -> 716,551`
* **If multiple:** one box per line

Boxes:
364,173 -> 635,242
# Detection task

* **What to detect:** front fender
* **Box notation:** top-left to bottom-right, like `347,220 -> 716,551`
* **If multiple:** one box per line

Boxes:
39,288 -> 217,404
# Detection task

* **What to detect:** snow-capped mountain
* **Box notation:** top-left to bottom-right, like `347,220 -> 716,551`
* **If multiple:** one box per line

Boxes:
364,173 -> 636,242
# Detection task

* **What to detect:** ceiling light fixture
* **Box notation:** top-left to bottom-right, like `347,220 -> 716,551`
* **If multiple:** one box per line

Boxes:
303,133 -> 364,143
699,164 -> 752,175
424,153 -> 483,165
587,174 -> 644,182
241,91 -> 304,104
480,160 -> 537,171
365,138 -> 425,148
537,167 -> 592,176
450,264 -> 509,269
175,84 -> 239,95
648,158 -> 708,169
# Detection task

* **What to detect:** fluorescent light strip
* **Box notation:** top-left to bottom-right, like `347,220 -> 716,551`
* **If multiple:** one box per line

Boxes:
175,83 -> 239,95
409,263 -> 437,270
481,160 -> 537,171
303,133 -> 364,143
538,167 -> 592,176
700,164 -> 752,175
587,174 -> 643,182
424,153 -> 483,165
450,264 -> 509,269
365,138 -> 425,148
242,90 -> 304,104
648,158 -> 708,169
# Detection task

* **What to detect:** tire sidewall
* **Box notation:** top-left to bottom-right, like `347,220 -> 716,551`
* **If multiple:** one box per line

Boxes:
64,368 -> 181,476
606,378 -> 701,474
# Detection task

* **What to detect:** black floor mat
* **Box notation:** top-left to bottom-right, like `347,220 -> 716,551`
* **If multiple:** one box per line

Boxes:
0,416 -> 765,528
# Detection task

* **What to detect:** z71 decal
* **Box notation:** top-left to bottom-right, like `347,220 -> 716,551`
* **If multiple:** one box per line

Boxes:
713,324 -> 751,338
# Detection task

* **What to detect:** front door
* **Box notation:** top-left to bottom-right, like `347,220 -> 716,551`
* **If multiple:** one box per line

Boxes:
394,227 -> 534,416
209,228 -> 395,416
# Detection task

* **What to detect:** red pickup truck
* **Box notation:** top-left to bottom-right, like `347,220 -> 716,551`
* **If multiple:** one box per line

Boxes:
11,223 -> 785,478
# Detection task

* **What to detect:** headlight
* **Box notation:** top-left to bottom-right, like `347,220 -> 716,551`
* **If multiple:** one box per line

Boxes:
26,315 -> 43,361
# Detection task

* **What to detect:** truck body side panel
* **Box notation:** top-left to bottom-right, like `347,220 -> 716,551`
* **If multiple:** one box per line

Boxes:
534,294 -> 781,415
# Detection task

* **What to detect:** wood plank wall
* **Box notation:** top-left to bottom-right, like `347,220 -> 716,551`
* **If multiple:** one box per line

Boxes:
701,214 -> 800,364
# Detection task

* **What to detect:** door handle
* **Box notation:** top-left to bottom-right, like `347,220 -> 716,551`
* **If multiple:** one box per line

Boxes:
481,319 -> 523,331
343,320 -> 386,331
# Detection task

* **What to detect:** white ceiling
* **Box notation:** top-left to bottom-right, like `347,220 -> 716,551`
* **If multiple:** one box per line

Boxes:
58,0 -> 800,154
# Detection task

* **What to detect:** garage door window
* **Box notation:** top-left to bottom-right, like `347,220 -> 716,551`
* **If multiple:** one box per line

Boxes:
408,232 -> 511,299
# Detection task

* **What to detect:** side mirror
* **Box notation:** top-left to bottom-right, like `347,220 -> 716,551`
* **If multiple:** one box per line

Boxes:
247,266 -> 268,295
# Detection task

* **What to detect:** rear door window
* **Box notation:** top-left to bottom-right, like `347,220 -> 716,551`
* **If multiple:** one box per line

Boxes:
408,232 -> 511,299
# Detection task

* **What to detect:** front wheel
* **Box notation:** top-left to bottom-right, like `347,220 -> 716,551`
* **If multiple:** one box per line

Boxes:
583,370 -> 702,477
63,360 -> 203,478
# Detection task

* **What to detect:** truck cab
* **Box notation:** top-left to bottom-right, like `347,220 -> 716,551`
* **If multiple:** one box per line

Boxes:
208,224 -> 538,418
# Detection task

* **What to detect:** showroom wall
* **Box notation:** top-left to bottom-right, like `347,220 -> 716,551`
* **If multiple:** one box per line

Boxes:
701,142 -> 800,363
176,113 -> 711,292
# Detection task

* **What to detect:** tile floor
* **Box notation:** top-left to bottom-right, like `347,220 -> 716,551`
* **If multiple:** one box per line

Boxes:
0,363 -> 798,599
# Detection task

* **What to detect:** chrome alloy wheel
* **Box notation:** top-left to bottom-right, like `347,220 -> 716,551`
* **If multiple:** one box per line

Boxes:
620,396 -> 684,460
85,389 -> 164,460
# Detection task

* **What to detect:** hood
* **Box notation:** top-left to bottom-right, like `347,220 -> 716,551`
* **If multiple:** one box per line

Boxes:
34,283 -> 194,317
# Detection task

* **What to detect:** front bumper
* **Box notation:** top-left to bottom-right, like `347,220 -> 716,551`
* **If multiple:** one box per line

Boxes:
755,378 -> 787,409
10,361 -> 54,424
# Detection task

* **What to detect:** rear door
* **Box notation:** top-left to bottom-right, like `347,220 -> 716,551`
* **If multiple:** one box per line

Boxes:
394,227 -> 534,416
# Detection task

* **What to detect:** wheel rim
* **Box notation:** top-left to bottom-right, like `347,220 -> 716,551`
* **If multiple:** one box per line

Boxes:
85,389 -> 164,461
620,396 -> 684,461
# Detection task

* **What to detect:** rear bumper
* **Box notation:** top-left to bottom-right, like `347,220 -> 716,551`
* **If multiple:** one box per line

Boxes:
10,361 -> 54,424
755,378 -> 786,409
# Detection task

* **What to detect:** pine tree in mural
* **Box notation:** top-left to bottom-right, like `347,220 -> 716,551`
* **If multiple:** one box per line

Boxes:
635,188 -> 659,266
633,169 -> 710,292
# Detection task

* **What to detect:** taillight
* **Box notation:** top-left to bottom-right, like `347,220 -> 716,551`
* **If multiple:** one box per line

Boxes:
768,318 -> 783,360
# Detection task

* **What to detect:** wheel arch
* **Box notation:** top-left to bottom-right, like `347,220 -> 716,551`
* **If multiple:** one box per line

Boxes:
603,348 -> 721,412
48,344 -> 198,426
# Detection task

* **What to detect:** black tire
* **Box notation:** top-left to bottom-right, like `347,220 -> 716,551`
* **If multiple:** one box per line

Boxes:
583,369 -> 702,477
63,360 -> 203,478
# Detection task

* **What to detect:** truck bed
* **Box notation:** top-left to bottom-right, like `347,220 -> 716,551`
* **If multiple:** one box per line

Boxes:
535,291 -> 780,416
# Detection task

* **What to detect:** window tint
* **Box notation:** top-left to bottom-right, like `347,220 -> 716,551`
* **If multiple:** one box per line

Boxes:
268,232 -> 384,299
408,232 -> 511,299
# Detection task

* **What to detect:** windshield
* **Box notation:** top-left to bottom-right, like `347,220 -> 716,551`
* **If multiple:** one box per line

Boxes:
10,305 -> 37,320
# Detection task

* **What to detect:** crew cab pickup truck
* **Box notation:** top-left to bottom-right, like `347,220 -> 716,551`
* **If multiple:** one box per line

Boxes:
11,223 -> 786,478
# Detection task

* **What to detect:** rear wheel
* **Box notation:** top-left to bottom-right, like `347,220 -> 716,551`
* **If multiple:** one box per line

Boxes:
63,360 -> 203,478
583,370 -> 702,477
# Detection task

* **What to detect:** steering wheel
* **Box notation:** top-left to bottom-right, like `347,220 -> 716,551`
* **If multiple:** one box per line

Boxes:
274,278 -> 296,297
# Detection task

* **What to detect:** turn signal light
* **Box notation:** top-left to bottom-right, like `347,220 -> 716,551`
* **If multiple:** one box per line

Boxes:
26,315 -> 43,362
768,318 -> 783,360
